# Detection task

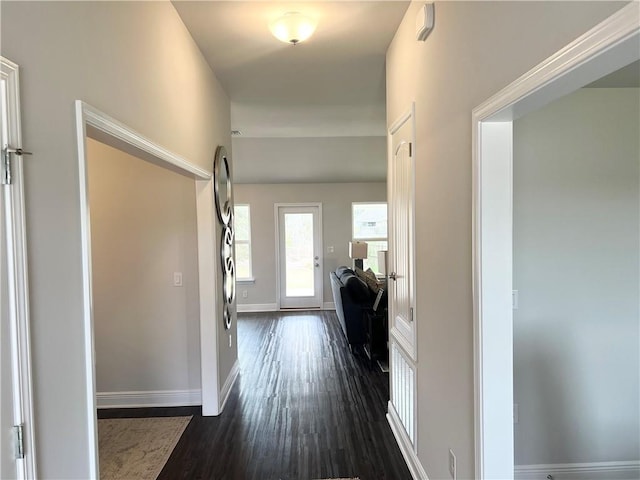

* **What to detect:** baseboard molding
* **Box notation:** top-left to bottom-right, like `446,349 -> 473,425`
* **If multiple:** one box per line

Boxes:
238,303 -> 335,312
387,402 -> 429,480
515,461 -> 640,480
219,360 -> 240,412
96,389 -> 201,409
237,303 -> 278,313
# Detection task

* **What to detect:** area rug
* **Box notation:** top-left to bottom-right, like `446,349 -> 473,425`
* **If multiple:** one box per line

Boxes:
98,416 -> 192,480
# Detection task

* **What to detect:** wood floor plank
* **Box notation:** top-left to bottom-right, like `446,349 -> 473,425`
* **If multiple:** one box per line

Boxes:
99,310 -> 412,480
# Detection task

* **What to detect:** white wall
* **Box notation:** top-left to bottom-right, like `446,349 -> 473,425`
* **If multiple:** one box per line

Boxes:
234,182 -> 386,307
385,2 -> 626,478
88,139 -> 201,396
513,88 -> 640,465
1,2 -> 231,477
232,136 -> 386,183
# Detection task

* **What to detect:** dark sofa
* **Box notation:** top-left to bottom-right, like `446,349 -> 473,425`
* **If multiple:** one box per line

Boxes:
330,266 -> 381,348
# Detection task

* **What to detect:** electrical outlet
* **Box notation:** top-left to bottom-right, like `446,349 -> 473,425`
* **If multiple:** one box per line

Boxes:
173,272 -> 183,287
242,290 -> 248,299
327,246 -> 334,253
449,449 -> 457,480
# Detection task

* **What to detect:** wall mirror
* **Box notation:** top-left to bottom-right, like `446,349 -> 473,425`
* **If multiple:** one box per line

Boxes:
214,146 -> 232,225
213,146 -> 234,330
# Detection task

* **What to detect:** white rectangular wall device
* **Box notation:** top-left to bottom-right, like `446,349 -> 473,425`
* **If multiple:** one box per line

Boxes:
416,3 -> 435,41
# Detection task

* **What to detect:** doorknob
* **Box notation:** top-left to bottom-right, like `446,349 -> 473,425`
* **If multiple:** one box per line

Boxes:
389,272 -> 398,281
314,256 -> 319,260
315,262 -> 320,267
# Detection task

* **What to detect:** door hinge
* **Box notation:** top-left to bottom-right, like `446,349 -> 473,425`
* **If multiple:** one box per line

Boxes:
409,142 -> 413,157
13,424 -> 24,459
410,307 -> 414,322
2,145 -> 33,185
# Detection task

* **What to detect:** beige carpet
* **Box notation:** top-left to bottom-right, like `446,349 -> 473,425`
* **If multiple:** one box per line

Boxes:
98,416 -> 192,480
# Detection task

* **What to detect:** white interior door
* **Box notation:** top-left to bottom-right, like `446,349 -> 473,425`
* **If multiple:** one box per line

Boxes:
276,204 -> 323,309
1,172 -> 16,480
1,57 -> 36,480
387,106 -> 419,449
389,106 -> 417,359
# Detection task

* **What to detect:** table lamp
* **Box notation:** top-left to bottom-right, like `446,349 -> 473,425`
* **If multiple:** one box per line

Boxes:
349,241 -> 368,270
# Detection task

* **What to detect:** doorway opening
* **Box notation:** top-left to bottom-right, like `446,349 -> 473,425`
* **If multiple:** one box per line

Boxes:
86,138 -> 202,409
74,101 -> 223,477
472,4 -> 639,478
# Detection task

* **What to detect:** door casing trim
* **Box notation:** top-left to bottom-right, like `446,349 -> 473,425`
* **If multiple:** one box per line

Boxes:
74,101 -> 221,478
472,4 -> 640,478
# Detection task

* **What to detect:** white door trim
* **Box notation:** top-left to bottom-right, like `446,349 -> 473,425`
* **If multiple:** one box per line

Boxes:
274,203 -> 323,310
74,101 -> 220,478
1,56 -> 37,480
472,4 -> 640,479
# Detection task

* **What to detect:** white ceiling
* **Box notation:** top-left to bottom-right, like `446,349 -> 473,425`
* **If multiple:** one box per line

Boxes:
172,1 -> 409,138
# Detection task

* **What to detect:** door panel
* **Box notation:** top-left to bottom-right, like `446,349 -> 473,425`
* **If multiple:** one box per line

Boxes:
277,205 -> 323,309
389,109 -> 417,359
284,213 -> 315,298
393,139 -> 412,325
1,57 -> 36,479
1,176 -> 16,480
387,106 -> 418,450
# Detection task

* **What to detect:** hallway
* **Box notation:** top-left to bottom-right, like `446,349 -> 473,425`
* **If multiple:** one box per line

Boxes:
99,311 -> 411,479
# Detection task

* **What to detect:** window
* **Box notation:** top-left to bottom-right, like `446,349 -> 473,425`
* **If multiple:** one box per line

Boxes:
234,204 -> 253,280
352,202 -> 388,274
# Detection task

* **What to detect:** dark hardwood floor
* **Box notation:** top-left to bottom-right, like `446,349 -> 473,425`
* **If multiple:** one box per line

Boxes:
99,310 -> 412,480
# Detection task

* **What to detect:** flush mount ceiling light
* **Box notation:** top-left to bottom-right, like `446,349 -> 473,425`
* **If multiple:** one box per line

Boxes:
269,12 -> 317,45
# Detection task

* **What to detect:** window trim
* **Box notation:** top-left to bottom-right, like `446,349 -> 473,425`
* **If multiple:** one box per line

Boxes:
234,204 -> 253,281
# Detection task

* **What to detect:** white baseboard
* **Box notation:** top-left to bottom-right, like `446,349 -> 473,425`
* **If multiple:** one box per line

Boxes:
515,461 -> 640,480
96,389 -> 201,409
238,303 -> 335,312
237,303 -> 278,313
387,402 -> 429,480
219,360 -> 240,412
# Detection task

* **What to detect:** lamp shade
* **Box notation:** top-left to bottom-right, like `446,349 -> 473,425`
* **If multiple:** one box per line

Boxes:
349,241 -> 368,260
269,12 -> 317,45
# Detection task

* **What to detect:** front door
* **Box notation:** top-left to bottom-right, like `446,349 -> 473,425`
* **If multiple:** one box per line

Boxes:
276,204 -> 323,309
